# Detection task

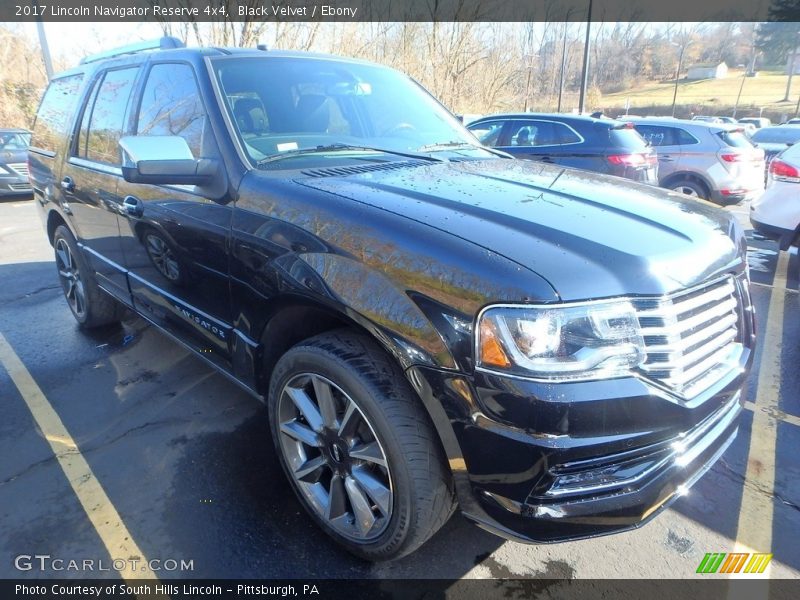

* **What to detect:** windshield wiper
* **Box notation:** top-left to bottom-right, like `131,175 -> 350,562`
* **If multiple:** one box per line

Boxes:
256,143 -> 445,166
416,141 -> 483,152
416,140 -> 511,159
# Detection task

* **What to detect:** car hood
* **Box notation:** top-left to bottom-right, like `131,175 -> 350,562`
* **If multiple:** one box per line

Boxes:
0,149 -> 27,165
296,159 -> 742,301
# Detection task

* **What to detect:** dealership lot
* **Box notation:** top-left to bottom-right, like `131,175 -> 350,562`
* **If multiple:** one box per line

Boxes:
0,197 -> 798,580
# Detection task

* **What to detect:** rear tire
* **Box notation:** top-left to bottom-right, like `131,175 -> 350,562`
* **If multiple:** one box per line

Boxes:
668,178 -> 709,200
53,225 -> 122,329
267,329 -> 455,561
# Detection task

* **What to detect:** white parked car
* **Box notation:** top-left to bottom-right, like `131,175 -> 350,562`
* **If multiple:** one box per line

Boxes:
751,143 -> 800,249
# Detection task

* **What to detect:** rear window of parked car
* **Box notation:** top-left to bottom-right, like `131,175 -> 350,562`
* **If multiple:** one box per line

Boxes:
751,127 -> 800,144
31,74 -> 84,154
717,129 -> 756,149
608,126 -> 649,151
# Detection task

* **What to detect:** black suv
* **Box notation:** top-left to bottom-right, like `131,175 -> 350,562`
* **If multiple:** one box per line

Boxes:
467,113 -> 658,183
29,39 -> 754,560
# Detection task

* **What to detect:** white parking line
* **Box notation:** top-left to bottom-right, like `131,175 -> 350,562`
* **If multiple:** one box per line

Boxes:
0,331 -> 159,582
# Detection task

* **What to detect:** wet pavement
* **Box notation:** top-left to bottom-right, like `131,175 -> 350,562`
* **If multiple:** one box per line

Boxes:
1,197 -> 798,580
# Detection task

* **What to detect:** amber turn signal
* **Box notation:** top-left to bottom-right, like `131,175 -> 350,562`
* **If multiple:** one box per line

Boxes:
479,319 -> 511,368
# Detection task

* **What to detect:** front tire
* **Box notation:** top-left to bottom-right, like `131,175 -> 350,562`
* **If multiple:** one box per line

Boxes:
53,225 -> 121,329
267,330 -> 455,561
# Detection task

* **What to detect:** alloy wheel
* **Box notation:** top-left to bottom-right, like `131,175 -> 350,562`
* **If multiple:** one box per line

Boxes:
145,233 -> 181,281
55,238 -> 87,319
277,373 -> 393,541
673,184 -> 700,197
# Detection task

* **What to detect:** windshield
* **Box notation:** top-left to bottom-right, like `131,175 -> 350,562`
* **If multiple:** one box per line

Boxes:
212,56 -> 484,166
0,132 -> 30,150
752,127 -> 800,144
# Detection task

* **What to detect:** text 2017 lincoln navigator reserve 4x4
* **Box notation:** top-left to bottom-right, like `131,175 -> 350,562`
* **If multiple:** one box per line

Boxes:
29,38 -> 754,560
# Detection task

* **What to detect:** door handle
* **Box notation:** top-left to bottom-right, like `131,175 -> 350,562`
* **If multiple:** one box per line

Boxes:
123,195 -> 144,218
659,156 -> 675,162
60,176 -> 75,193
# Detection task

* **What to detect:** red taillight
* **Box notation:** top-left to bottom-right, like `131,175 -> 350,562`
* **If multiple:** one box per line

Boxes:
770,158 -> 800,181
720,152 -> 744,163
721,150 -> 763,163
608,153 -> 651,167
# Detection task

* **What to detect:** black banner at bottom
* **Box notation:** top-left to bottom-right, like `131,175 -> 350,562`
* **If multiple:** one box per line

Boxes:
3,579 -> 799,600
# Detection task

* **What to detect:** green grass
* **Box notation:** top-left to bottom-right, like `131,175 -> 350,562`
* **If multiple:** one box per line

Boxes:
602,69 -> 800,118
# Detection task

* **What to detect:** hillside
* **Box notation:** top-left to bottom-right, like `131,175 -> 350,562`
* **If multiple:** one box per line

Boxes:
602,69 -> 800,120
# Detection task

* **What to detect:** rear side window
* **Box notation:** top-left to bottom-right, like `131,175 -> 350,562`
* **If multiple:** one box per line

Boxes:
717,130 -> 755,149
635,125 -> 678,146
608,126 -> 649,151
136,63 -> 206,158
676,128 -> 699,145
31,74 -> 84,154
510,120 -> 581,146
82,67 -> 138,165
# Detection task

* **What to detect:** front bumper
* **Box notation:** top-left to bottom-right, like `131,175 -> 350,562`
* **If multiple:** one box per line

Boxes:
750,215 -> 797,250
466,390 -> 741,543
406,294 -> 753,543
0,176 -> 32,196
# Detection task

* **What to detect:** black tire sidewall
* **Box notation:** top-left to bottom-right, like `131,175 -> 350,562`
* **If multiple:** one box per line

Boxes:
671,179 -> 707,199
267,344 -> 419,560
53,225 -> 92,326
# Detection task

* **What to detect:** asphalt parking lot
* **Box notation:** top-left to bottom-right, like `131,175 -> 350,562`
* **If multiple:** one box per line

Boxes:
1,196 -> 798,581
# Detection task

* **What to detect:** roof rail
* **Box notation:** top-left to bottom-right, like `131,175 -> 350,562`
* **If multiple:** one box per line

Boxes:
80,36 -> 185,65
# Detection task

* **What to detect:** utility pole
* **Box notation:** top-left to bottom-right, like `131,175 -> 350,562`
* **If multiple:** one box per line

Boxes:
523,64 -> 533,112
523,26 -> 534,112
734,48 -> 758,119
557,21 -> 569,113
784,40 -> 799,103
671,42 -> 690,118
577,0 -> 593,114
33,0 -> 53,80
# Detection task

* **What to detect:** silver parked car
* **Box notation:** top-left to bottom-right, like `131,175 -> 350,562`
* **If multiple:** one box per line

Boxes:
633,119 -> 765,204
0,129 -> 32,198
750,125 -> 800,165
738,117 -> 771,130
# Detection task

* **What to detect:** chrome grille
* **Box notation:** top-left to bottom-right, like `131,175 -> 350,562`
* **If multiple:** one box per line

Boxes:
634,277 -> 742,398
8,183 -> 31,191
7,162 -> 29,178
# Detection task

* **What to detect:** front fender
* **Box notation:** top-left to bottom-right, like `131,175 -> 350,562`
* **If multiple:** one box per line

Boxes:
299,252 -> 456,369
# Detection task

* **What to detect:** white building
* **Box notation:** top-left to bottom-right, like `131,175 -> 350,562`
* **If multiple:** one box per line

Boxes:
686,62 -> 728,80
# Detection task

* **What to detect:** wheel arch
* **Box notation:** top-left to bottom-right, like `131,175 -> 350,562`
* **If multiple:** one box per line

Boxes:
661,171 -> 713,196
252,296 -> 459,463
46,209 -> 72,246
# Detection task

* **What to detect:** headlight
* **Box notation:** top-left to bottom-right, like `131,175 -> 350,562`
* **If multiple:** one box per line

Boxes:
477,301 -> 646,381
